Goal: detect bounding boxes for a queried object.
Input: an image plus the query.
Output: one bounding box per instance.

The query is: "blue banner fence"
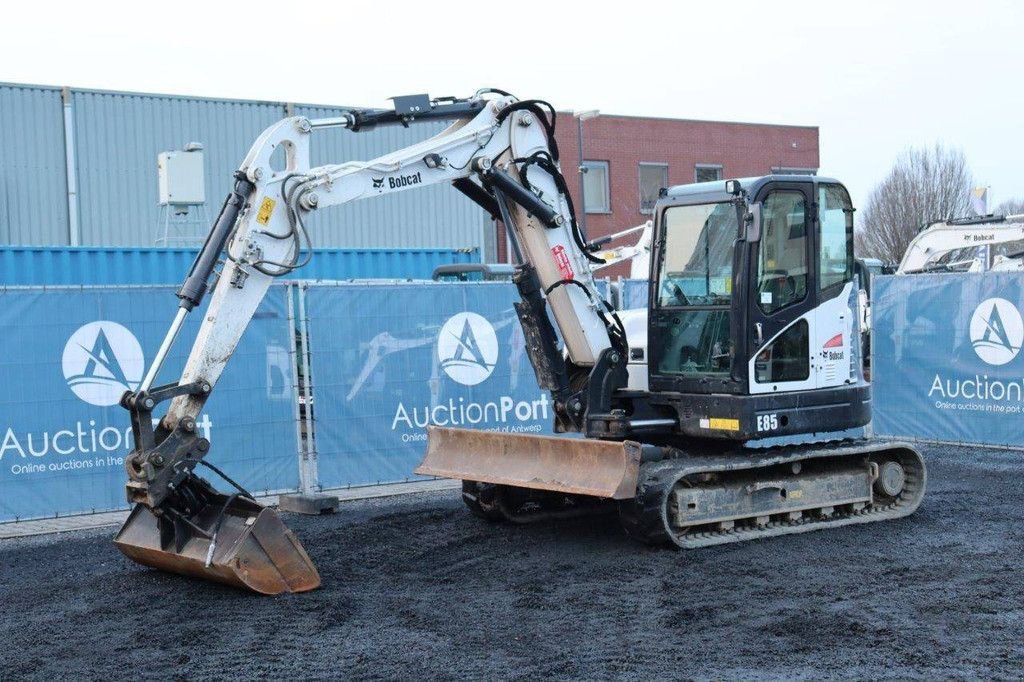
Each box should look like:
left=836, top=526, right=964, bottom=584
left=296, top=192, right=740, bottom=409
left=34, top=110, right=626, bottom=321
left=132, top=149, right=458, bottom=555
left=3, top=273, right=1018, bottom=523
left=872, top=272, right=1024, bottom=447
left=303, top=282, right=556, bottom=490
left=0, top=284, right=299, bottom=522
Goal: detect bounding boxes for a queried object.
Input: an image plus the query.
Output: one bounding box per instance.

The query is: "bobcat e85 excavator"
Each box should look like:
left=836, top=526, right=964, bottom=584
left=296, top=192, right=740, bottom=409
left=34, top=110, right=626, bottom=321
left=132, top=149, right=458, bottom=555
left=114, top=89, right=925, bottom=594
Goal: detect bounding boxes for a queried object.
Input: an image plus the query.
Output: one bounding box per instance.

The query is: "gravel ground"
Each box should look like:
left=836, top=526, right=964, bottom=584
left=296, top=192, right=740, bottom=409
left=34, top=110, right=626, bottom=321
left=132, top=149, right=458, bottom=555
left=1, top=443, right=1022, bottom=681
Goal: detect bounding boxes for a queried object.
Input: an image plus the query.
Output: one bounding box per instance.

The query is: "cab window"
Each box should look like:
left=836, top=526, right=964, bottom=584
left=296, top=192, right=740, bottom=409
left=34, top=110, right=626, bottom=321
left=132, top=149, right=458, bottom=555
left=656, top=202, right=736, bottom=307
left=754, top=320, right=810, bottom=383
left=818, top=184, right=854, bottom=291
left=756, top=191, right=807, bottom=313
left=652, top=201, right=737, bottom=377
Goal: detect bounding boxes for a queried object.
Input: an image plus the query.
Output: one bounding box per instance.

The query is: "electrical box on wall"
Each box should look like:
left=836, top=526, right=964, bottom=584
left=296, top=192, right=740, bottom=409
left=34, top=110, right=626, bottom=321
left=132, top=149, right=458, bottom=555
left=158, top=143, right=205, bottom=206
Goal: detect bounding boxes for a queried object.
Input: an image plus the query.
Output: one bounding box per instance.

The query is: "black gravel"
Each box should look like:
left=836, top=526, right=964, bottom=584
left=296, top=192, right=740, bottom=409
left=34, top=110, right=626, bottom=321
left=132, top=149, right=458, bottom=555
left=1, top=443, right=1022, bottom=680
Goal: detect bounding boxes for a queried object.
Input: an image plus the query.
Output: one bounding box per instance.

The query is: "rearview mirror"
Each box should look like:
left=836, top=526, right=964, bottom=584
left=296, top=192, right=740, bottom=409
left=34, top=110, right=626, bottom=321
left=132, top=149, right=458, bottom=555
left=745, top=204, right=761, bottom=242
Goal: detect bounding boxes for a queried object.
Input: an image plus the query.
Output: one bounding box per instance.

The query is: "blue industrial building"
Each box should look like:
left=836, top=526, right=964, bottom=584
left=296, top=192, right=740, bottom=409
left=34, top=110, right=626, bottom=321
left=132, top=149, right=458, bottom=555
left=0, top=82, right=487, bottom=283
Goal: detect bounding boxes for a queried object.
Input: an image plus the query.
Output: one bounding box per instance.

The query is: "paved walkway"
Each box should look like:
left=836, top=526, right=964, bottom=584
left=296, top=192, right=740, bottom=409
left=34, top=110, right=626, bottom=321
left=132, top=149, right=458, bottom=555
left=0, top=479, right=460, bottom=539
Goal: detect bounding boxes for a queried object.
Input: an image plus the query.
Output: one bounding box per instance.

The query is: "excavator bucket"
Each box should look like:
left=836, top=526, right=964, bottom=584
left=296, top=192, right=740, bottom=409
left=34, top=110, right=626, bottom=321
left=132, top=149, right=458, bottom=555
left=114, top=494, right=320, bottom=595
left=417, top=426, right=643, bottom=499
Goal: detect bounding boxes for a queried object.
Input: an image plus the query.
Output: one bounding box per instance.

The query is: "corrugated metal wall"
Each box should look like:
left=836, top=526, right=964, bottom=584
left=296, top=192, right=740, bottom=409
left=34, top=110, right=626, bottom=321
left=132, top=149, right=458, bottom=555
left=0, top=246, right=476, bottom=286
left=0, top=85, right=69, bottom=245
left=72, top=90, right=284, bottom=247
left=0, top=83, right=488, bottom=252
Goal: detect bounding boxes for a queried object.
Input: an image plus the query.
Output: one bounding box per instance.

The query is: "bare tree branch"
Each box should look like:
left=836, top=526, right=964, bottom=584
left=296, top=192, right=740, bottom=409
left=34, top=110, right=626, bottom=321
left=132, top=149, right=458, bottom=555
left=995, top=198, right=1024, bottom=216
left=855, top=144, right=973, bottom=263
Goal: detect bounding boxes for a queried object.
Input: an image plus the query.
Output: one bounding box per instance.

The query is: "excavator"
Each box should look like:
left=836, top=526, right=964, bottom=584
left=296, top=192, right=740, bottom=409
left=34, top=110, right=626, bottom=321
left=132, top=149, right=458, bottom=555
left=895, top=213, right=1024, bottom=274
left=114, top=89, right=926, bottom=594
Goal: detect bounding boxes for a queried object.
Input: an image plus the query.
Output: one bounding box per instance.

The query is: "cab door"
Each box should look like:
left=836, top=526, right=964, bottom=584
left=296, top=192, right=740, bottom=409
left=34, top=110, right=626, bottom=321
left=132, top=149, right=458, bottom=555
left=746, top=182, right=819, bottom=394
left=812, top=182, right=858, bottom=389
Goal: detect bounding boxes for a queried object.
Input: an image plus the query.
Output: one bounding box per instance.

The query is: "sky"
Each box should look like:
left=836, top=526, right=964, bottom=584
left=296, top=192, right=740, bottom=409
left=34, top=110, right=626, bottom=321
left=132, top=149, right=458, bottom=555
left=2, top=0, right=1021, bottom=213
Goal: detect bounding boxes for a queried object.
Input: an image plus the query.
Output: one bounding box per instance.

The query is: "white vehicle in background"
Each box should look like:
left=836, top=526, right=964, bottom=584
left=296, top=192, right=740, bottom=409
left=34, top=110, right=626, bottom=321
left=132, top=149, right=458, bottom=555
left=856, top=213, right=1024, bottom=376
left=587, top=221, right=653, bottom=279
left=896, top=213, right=1024, bottom=274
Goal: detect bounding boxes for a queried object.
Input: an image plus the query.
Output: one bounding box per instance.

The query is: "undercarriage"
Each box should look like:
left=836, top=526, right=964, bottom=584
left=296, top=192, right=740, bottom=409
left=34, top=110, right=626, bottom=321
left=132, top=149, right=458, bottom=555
left=429, top=430, right=926, bottom=549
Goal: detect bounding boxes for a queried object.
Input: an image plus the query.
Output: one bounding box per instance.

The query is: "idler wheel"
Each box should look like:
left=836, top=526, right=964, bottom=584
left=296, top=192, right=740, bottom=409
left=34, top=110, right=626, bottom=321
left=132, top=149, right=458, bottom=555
left=874, top=460, right=906, bottom=498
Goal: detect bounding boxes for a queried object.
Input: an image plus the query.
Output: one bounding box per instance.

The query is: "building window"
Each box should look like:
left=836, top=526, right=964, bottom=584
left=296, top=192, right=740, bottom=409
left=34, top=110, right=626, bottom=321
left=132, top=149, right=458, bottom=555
left=582, top=160, right=610, bottom=213
left=638, top=163, right=669, bottom=214
left=695, top=164, right=723, bottom=183
left=771, top=167, right=818, bottom=175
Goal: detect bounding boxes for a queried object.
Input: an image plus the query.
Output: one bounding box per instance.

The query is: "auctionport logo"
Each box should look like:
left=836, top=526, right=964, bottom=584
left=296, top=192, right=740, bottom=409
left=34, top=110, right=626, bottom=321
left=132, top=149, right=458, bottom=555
left=969, top=298, right=1023, bottom=366
left=437, top=312, right=498, bottom=386
left=62, top=322, right=144, bottom=407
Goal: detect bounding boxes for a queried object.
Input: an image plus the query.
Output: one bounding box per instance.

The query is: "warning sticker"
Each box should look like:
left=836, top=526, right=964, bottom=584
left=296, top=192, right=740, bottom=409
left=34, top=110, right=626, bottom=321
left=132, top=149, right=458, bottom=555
left=699, top=417, right=740, bottom=431
left=551, top=245, right=574, bottom=281
left=256, top=197, right=276, bottom=225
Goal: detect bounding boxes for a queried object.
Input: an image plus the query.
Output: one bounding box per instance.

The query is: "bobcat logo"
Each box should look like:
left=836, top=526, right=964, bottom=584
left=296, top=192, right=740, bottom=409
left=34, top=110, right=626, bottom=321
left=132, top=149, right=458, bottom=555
left=372, top=177, right=385, bottom=190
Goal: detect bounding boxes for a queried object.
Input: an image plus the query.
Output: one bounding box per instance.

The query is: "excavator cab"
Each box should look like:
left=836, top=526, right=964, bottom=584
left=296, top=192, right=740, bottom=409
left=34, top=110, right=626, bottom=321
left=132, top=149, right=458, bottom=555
left=423, top=173, right=923, bottom=548
left=644, top=176, right=869, bottom=442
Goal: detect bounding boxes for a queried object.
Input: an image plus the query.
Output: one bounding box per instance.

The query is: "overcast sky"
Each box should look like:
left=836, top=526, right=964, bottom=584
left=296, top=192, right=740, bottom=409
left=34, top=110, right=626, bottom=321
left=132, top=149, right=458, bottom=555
left=2, top=0, right=1021, bottom=212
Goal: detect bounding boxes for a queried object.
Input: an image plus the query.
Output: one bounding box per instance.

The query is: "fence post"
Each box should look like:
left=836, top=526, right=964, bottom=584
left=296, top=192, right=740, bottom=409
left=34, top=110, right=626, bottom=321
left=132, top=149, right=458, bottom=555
left=278, top=283, right=339, bottom=515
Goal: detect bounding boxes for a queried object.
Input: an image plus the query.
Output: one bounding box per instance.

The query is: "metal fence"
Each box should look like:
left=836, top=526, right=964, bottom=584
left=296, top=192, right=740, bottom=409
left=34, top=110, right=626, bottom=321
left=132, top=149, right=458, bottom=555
left=5, top=272, right=1014, bottom=524
left=0, top=284, right=298, bottom=522
left=0, top=280, right=565, bottom=522
left=872, top=272, right=1024, bottom=447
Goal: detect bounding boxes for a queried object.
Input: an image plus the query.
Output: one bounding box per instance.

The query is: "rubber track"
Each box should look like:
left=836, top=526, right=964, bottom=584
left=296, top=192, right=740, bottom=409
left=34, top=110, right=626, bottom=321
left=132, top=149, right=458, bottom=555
left=618, top=438, right=926, bottom=548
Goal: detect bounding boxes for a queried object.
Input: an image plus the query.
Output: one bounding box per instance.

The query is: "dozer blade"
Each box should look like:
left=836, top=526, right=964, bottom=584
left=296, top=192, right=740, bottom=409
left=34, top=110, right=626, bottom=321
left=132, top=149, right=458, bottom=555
left=417, top=426, right=643, bottom=499
left=114, top=496, right=320, bottom=595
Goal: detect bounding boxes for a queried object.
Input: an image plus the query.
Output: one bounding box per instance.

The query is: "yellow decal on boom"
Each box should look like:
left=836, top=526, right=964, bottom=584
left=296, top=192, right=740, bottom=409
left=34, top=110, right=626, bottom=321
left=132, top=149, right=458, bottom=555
left=708, top=418, right=740, bottom=431
left=256, top=197, right=276, bottom=225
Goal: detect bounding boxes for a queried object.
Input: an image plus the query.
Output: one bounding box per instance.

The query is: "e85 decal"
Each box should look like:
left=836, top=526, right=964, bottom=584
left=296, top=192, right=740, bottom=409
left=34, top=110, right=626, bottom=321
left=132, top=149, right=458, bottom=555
left=756, top=414, right=779, bottom=432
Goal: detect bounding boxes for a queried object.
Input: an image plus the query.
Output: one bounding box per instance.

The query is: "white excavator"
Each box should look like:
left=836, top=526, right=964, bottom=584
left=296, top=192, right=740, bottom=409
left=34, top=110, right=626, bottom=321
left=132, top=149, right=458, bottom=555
left=114, top=90, right=925, bottom=594
left=896, top=213, right=1024, bottom=274
left=854, top=214, right=1024, bottom=357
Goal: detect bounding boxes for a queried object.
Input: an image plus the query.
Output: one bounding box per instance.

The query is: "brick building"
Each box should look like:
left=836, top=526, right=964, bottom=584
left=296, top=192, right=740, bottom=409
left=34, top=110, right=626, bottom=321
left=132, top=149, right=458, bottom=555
left=495, top=112, right=820, bottom=277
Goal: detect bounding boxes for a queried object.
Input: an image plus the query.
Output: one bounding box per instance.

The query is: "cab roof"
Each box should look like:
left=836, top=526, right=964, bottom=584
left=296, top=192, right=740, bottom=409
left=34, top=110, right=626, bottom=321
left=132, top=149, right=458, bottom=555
left=660, top=174, right=842, bottom=205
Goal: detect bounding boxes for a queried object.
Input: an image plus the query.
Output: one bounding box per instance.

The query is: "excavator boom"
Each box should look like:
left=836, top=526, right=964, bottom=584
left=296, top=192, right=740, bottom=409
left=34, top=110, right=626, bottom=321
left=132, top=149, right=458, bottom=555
left=115, top=90, right=625, bottom=593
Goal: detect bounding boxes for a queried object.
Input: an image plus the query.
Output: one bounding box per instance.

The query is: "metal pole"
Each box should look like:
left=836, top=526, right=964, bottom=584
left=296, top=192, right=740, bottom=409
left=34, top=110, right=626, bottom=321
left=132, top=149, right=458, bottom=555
left=61, top=87, right=80, bottom=247
left=286, top=284, right=313, bottom=496
left=576, top=115, right=588, bottom=235
left=297, top=283, right=320, bottom=493
left=139, top=307, right=189, bottom=392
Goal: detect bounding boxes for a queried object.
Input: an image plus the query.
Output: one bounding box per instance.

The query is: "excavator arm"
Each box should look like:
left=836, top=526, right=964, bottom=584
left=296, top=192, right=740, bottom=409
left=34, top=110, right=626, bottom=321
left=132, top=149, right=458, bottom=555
left=115, top=90, right=626, bottom=593
left=587, top=221, right=653, bottom=279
